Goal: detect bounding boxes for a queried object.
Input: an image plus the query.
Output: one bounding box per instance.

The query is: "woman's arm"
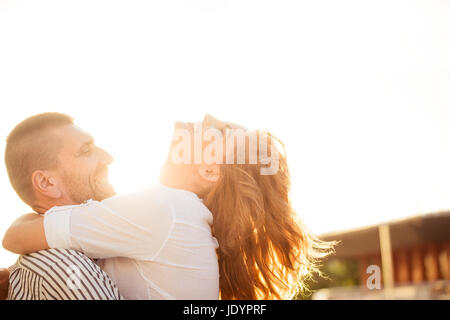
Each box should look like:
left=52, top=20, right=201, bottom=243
left=2, top=213, right=48, bottom=254
left=0, top=268, right=10, bottom=300
left=4, top=188, right=173, bottom=260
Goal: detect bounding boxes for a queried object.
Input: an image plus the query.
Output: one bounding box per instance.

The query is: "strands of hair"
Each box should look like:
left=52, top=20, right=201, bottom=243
left=202, top=132, right=335, bottom=300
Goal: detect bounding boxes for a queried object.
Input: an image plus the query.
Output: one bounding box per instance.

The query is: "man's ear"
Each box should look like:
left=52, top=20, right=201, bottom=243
left=198, top=165, right=221, bottom=183
left=31, top=170, right=62, bottom=199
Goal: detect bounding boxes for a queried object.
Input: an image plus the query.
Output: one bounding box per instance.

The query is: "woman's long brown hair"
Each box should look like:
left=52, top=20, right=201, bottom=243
left=202, top=131, right=334, bottom=300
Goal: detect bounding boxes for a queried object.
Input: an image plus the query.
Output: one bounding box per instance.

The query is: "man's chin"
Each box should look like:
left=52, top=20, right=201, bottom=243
left=93, top=184, right=116, bottom=201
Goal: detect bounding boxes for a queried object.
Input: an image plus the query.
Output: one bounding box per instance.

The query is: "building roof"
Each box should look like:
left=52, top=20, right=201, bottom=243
left=319, top=211, right=450, bottom=259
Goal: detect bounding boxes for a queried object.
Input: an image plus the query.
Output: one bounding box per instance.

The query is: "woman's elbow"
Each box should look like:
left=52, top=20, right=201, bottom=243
left=2, top=228, right=26, bottom=254
left=2, top=214, right=47, bottom=254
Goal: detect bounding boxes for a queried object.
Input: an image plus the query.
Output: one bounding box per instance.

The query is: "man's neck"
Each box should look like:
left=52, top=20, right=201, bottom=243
left=31, top=205, right=48, bottom=215
left=32, top=199, right=78, bottom=215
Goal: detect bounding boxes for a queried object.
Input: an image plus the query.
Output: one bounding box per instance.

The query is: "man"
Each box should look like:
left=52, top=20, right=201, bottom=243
left=1, top=112, right=122, bottom=299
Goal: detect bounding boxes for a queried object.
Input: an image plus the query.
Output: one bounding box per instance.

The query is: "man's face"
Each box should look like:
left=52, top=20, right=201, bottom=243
left=53, top=124, right=116, bottom=204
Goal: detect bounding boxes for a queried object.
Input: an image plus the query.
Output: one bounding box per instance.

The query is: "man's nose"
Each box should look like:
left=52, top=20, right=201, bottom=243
left=98, top=147, right=114, bottom=165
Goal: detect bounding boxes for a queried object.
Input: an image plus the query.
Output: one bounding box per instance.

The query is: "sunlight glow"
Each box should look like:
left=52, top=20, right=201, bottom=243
left=1, top=0, right=449, bottom=267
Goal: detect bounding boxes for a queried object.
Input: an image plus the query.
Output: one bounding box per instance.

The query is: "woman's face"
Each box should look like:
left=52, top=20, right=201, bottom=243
left=166, top=114, right=245, bottom=166
left=159, top=115, right=238, bottom=195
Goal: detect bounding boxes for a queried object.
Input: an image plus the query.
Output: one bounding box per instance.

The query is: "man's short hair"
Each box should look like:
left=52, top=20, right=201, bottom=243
left=4, top=112, right=74, bottom=206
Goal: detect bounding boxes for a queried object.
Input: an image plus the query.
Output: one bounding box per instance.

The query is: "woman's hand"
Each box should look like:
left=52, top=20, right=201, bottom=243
left=0, top=268, right=9, bottom=300
left=203, top=114, right=247, bottom=132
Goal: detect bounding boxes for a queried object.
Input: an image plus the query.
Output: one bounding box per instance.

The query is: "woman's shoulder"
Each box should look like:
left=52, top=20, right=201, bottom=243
left=99, top=183, right=211, bottom=226
left=96, top=184, right=176, bottom=227
left=157, top=184, right=213, bottom=225
left=157, top=183, right=200, bottom=204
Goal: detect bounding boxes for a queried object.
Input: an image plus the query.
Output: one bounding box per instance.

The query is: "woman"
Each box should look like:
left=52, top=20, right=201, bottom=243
left=3, top=115, right=333, bottom=300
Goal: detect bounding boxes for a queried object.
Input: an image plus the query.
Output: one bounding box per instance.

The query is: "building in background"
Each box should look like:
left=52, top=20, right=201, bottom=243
left=311, top=211, right=450, bottom=300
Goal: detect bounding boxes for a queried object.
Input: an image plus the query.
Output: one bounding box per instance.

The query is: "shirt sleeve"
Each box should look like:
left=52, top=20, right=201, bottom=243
left=43, top=187, right=174, bottom=260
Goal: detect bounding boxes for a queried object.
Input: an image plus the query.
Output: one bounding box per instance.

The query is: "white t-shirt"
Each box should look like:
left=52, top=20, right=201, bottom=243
left=43, top=183, right=220, bottom=300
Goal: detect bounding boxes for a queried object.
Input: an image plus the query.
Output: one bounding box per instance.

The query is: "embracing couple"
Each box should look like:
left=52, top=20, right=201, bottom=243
left=0, top=112, right=332, bottom=300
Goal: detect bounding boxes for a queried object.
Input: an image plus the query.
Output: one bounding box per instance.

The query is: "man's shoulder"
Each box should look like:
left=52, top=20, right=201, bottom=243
left=10, top=249, right=123, bottom=300
left=16, top=248, right=97, bottom=277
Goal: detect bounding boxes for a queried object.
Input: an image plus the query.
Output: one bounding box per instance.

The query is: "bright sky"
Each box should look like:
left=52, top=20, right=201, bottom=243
left=0, top=0, right=449, bottom=267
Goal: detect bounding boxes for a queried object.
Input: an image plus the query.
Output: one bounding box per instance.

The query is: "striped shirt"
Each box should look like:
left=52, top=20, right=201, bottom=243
left=7, top=248, right=122, bottom=300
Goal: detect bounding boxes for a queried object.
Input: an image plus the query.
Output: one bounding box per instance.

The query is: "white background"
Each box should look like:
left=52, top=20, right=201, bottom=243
left=0, top=0, right=449, bottom=267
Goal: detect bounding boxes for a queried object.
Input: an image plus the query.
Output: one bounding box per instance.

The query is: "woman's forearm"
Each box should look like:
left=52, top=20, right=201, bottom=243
left=2, top=213, right=48, bottom=254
